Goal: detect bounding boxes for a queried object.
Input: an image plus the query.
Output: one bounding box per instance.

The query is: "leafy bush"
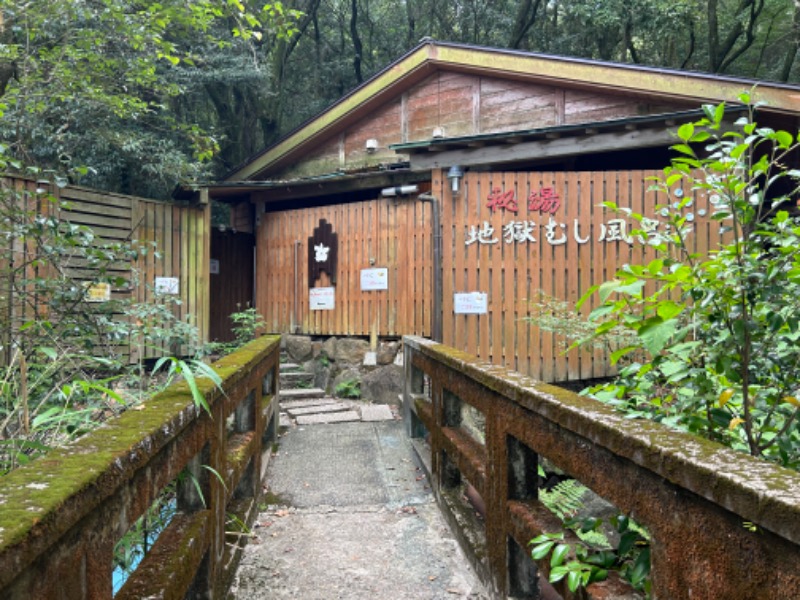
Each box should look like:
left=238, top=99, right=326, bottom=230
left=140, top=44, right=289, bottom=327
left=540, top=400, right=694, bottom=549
left=0, top=177, right=219, bottom=474
left=579, top=95, right=800, bottom=468
left=208, top=304, right=266, bottom=356
left=335, top=378, right=361, bottom=399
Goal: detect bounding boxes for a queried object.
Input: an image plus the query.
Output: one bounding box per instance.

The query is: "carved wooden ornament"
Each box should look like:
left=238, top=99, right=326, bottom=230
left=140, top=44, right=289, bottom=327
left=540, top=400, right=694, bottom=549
left=308, top=218, right=338, bottom=287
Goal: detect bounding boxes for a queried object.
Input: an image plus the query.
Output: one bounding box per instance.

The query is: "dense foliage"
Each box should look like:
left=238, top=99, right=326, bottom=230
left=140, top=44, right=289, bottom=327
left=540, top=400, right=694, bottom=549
left=581, top=97, right=800, bottom=469
left=1, top=1, right=798, bottom=197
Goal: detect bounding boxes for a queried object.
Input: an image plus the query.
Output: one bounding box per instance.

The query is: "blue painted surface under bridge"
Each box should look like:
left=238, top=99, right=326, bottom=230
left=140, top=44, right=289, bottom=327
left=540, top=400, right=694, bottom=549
left=229, top=418, right=490, bottom=599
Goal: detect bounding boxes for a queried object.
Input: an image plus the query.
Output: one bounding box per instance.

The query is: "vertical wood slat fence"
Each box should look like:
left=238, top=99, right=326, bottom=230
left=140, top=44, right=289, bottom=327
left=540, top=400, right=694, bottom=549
left=257, top=197, right=432, bottom=338
left=0, top=176, right=210, bottom=364
left=436, top=169, right=719, bottom=383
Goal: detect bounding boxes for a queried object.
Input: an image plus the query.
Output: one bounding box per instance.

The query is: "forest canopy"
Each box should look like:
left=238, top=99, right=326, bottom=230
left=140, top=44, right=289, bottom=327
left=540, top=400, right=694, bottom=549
left=0, top=0, right=798, bottom=198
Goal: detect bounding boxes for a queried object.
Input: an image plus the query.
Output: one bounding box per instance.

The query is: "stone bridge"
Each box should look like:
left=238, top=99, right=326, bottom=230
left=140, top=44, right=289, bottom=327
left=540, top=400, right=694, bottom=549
left=1, top=336, right=799, bottom=599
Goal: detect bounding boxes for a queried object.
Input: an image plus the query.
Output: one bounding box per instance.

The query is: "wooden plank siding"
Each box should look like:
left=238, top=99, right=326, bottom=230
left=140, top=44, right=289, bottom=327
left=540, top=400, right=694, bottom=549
left=436, top=169, right=719, bottom=383
left=130, top=196, right=210, bottom=361
left=257, top=198, right=431, bottom=338
left=271, top=71, right=688, bottom=181
left=0, top=176, right=210, bottom=364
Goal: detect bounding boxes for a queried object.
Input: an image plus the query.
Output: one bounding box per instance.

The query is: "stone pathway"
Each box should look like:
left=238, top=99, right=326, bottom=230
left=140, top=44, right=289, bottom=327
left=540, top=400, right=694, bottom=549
left=280, top=397, right=395, bottom=426
left=229, top=420, right=490, bottom=599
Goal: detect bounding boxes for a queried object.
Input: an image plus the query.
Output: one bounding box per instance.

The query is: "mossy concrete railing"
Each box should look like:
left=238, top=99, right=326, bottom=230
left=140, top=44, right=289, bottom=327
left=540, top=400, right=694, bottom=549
left=0, top=335, right=281, bottom=599
left=403, top=336, right=800, bottom=599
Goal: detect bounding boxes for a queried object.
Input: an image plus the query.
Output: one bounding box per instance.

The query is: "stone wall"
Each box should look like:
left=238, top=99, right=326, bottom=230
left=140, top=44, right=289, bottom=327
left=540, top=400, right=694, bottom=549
left=283, top=335, right=404, bottom=405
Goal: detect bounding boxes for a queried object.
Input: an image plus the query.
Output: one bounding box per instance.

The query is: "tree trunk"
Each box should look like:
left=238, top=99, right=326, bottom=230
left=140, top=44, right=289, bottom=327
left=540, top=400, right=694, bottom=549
left=351, top=0, right=363, bottom=84
left=779, top=1, right=800, bottom=81
left=508, top=0, right=543, bottom=49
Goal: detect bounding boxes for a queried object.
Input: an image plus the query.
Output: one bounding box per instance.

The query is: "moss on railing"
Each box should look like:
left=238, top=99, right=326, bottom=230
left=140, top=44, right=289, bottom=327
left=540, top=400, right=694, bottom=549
left=403, top=334, right=800, bottom=599
left=0, top=334, right=281, bottom=598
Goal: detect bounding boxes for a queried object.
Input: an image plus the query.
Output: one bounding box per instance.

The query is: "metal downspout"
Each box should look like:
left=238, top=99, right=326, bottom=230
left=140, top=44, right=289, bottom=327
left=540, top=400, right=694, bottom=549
left=292, top=240, right=300, bottom=333
left=417, top=193, right=442, bottom=342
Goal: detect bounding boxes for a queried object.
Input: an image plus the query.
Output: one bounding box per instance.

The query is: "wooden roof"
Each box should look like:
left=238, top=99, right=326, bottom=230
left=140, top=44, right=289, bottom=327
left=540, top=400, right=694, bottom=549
left=224, top=40, right=800, bottom=183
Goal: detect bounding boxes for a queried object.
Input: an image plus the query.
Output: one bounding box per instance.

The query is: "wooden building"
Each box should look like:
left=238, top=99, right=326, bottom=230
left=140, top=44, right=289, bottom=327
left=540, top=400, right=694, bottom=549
left=192, top=40, right=800, bottom=383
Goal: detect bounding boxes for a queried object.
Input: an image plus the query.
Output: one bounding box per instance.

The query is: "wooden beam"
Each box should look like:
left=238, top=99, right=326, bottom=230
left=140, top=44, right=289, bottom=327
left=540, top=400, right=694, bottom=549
left=249, top=170, right=430, bottom=203
left=406, top=127, right=677, bottom=170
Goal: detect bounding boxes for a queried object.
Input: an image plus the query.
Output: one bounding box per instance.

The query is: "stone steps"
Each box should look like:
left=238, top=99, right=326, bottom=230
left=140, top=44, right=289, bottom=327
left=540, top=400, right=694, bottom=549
left=279, top=387, right=327, bottom=401
left=280, top=370, right=316, bottom=389
left=277, top=347, right=396, bottom=426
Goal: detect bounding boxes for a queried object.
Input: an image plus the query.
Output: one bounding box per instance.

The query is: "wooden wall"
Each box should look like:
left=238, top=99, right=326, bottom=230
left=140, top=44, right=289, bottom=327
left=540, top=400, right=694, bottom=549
left=273, top=71, right=687, bottom=181
left=209, top=230, right=255, bottom=342
left=0, top=176, right=210, bottom=364
left=257, top=197, right=432, bottom=338
left=130, top=195, right=210, bottom=360
left=435, top=169, right=718, bottom=383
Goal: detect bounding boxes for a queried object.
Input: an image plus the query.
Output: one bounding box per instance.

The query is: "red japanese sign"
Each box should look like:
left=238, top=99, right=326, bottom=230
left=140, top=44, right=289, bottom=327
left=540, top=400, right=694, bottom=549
left=486, top=186, right=561, bottom=215
left=528, top=187, right=560, bottom=214
left=486, top=188, right=518, bottom=213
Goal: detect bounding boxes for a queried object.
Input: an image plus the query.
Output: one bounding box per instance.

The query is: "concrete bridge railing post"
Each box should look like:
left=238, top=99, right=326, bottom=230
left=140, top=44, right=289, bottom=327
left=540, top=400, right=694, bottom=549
left=402, top=335, right=800, bottom=600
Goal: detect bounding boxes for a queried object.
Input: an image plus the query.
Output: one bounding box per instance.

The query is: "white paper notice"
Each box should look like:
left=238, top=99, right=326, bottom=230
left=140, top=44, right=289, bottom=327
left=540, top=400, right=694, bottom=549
left=360, top=268, right=388, bottom=291
left=453, top=292, right=488, bottom=314
left=310, top=287, right=335, bottom=310
left=155, top=277, right=179, bottom=295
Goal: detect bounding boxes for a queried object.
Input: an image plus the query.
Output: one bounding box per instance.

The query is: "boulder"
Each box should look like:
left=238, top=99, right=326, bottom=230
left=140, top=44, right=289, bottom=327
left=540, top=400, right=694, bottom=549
left=376, top=341, right=400, bottom=365
left=285, top=335, right=313, bottom=363
left=361, top=364, right=404, bottom=405
left=334, top=338, right=370, bottom=364
left=321, top=336, right=337, bottom=359
left=304, top=358, right=332, bottom=393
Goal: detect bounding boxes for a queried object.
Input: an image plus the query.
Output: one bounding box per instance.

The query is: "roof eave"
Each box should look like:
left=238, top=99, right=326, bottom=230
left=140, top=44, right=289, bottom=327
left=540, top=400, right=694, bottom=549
left=225, top=40, right=800, bottom=183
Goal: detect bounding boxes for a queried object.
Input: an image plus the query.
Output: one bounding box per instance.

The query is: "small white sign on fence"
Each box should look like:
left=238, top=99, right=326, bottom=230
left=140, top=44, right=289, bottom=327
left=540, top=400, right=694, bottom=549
left=454, top=292, right=488, bottom=315
left=310, top=287, right=335, bottom=310
left=155, top=277, right=180, bottom=295
left=360, top=268, right=388, bottom=291
left=209, top=259, right=220, bottom=274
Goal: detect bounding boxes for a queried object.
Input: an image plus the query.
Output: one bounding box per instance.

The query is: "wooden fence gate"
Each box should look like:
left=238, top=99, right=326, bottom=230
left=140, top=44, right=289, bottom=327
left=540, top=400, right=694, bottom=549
left=0, top=176, right=210, bottom=364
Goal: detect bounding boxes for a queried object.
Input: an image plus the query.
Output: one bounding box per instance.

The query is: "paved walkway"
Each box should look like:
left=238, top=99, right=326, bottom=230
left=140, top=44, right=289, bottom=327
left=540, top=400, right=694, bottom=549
left=230, top=419, right=490, bottom=599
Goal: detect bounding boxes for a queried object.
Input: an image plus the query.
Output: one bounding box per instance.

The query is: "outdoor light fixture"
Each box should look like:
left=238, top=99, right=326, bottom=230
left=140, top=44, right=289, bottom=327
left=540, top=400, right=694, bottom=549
left=365, top=138, right=379, bottom=153
left=447, top=165, right=464, bottom=194
left=432, top=126, right=445, bottom=139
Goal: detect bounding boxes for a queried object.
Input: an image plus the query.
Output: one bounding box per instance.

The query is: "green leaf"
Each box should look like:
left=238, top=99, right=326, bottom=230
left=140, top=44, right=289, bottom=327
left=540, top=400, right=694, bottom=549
left=773, top=130, right=793, bottom=149
left=551, top=543, right=570, bottom=567
left=656, top=301, right=683, bottom=321
left=638, top=319, right=677, bottom=355
left=672, top=144, right=694, bottom=156
left=531, top=541, right=555, bottom=560
left=677, top=123, right=695, bottom=141
left=38, top=347, right=58, bottom=360
left=610, top=346, right=637, bottom=365
left=598, top=280, right=622, bottom=303
left=618, top=530, right=639, bottom=556
left=615, top=279, right=646, bottom=297
left=567, top=570, right=582, bottom=593
left=713, top=102, right=726, bottom=126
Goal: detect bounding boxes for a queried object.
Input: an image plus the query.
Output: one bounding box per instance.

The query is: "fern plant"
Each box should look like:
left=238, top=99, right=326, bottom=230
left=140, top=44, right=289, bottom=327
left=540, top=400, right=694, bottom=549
left=532, top=472, right=651, bottom=594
